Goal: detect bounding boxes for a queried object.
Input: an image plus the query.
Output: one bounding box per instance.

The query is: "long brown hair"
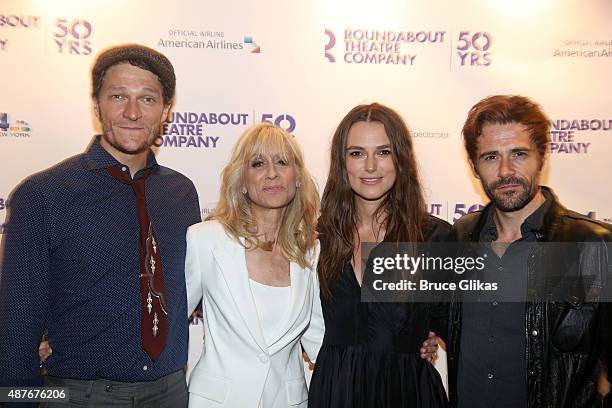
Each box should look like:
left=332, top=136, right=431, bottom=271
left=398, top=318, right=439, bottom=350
left=318, top=103, right=426, bottom=298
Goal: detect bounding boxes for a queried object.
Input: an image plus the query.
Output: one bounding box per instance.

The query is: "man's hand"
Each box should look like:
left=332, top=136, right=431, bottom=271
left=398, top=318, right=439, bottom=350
left=303, top=352, right=315, bottom=371
left=420, top=331, right=439, bottom=363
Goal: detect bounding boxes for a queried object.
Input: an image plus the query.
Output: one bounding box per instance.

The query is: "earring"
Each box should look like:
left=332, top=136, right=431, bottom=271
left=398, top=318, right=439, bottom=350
left=296, top=181, right=302, bottom=188
left=241, top=187, right=247, bottom=194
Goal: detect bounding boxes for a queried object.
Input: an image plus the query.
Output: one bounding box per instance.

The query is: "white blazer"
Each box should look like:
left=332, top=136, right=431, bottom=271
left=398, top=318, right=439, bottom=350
left=185, top=220, right=324, bottom=408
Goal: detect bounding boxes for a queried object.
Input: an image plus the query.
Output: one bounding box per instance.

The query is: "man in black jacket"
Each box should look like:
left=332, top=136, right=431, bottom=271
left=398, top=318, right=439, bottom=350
left=448, top=95, right=612, bottom=408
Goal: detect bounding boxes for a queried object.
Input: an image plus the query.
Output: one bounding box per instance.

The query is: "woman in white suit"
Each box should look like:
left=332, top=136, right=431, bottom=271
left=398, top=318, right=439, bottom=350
left=185, top=123, right=324, bottom=407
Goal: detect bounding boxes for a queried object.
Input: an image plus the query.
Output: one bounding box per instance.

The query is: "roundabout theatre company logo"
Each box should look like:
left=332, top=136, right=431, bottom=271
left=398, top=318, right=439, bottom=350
left=549, top=118, right=611, bottom=154
left=324, top=28, right=446, bottom=65
left=0, top=14, right=41, bottom=52
left=324, top=28, right=492, bottom=67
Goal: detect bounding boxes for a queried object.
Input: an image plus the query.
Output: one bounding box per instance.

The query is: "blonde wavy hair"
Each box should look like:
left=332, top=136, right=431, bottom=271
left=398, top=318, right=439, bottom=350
left=208, top=123, right=319, bottom=269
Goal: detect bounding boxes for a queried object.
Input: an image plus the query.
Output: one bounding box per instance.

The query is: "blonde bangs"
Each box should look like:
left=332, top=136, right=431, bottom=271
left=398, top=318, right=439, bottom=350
left=238, top=125, right=300, bottom=168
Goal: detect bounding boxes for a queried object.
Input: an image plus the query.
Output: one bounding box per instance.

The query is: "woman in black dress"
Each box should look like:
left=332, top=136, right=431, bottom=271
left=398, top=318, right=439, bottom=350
left=308, top=103, right=450, bottom=408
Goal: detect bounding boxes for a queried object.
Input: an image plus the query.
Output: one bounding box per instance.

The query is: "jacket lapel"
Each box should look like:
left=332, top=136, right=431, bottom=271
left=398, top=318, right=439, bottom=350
left=266, top=262, right=310, bottom=352
left=212, top=238, right=267, bottom=352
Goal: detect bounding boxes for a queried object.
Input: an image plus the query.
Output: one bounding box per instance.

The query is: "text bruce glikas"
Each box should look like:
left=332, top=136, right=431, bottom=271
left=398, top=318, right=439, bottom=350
left=370, top=253, right=498, bottom=292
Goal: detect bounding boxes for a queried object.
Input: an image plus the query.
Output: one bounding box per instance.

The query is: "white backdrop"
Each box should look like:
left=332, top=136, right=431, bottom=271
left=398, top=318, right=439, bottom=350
left=2, top=0, right=611, bottom=387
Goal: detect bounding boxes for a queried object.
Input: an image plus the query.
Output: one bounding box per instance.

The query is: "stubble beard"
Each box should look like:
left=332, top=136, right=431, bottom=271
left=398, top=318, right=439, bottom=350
left=483, top=175, right=538, bottom=212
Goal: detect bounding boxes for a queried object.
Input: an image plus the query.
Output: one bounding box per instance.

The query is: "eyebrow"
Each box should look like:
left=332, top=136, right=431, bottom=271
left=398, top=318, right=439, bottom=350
left=478, top=147, right=531, bottom=159
left=106, top=85, right=162, bottom=95
left=250, top=153, right=291, bottom=161
left=346, top=144, right=391, bottom=150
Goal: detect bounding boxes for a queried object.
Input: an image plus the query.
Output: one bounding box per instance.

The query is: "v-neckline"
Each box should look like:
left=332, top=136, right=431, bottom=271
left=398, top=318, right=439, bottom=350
left=347, top=261, right=362, bottom=289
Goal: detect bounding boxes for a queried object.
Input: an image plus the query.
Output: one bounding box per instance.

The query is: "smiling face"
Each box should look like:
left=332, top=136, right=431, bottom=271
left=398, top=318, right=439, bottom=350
left=473, top=122, right=543, bottom=212
left=244, top=150, right=298, bottom=212
left=93, top=63, right=170, bottom=162
left=345, top=121, right=397, bottom=204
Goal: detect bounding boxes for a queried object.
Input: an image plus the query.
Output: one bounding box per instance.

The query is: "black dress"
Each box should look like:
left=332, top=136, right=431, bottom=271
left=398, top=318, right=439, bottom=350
left=308, top=216, right=450, bottom=408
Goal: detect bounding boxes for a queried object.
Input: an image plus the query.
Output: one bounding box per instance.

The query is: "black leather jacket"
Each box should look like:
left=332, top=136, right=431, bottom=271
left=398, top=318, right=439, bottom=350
left=447, top=187, right=612, bottom=408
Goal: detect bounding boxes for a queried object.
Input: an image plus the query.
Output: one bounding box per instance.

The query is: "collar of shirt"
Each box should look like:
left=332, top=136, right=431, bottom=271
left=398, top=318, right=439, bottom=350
left=480, top=187, right=553, bottom=242
left=81, top=135, right=159, bottom=175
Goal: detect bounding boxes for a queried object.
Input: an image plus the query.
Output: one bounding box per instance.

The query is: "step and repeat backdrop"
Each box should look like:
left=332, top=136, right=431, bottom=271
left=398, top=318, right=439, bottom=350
left=1, top=0, right=611, bottom=385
